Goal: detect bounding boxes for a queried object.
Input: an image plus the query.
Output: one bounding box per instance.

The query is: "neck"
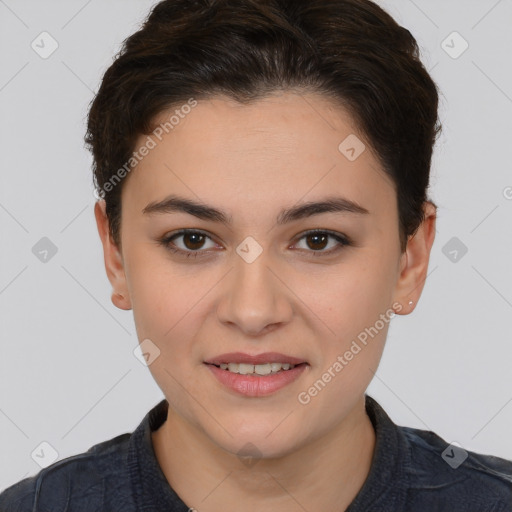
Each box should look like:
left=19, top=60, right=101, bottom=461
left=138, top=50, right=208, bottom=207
left=152, top=395, right=376, bottom=512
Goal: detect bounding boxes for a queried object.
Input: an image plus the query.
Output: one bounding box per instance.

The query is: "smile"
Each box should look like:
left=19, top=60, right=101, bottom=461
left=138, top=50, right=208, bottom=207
left=204, top=361, right=309, bottom=397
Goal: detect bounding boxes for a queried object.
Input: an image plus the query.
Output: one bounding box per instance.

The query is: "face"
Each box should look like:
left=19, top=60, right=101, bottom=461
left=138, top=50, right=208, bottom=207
left=95, top=91, right=435, bottom=459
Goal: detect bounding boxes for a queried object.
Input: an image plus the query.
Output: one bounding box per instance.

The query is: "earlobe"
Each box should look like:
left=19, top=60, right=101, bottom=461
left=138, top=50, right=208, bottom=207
left=392, top=202, right=437, bottom=315
left=111, top=291, right=132, bottom=311
left=94, top=200, right=132, bottom=311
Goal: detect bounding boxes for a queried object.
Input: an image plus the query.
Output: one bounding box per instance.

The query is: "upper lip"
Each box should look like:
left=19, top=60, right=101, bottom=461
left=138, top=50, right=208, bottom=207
left=204, top=352, right=308, bottom=366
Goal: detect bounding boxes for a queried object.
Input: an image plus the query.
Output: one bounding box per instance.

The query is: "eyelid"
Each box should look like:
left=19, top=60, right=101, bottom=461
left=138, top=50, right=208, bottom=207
left=291, top=229, right=351, bottom=257
left=162, top=229, right=221, bottom=255
left=159, top=228, right=351, bottom=258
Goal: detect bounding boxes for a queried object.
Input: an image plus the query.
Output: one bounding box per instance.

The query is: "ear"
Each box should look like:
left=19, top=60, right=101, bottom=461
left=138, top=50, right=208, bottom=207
left=94, top=200, right=132, bottom=311
left=392, top=201, right=437, bottom=314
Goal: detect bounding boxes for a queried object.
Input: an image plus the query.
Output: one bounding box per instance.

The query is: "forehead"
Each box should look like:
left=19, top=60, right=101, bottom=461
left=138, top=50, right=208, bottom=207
left=122, top=92, right=396, bottom=221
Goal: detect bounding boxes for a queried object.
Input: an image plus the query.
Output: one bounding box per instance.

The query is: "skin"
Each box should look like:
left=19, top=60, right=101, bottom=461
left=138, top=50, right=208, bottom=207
left=95, top=91, right=436, bottom=511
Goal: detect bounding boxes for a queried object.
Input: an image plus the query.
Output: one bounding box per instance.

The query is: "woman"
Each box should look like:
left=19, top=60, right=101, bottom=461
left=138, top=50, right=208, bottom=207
left=1, top=0, right=511, bottom=510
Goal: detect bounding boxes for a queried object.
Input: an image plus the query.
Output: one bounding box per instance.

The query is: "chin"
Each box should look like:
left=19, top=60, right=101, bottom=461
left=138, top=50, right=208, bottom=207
left=221, top=436, right=297, bottom=462
left=203, top=417, right=305, bottom=461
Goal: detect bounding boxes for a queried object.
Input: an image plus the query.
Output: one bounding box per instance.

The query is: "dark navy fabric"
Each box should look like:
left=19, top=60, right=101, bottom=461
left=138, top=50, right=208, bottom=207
left=1, top=394, right=511, bottom=511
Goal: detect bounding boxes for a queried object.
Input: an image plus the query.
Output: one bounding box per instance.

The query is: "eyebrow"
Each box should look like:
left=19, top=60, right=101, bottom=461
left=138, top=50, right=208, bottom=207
left=142, top=194, right=370, bottom=225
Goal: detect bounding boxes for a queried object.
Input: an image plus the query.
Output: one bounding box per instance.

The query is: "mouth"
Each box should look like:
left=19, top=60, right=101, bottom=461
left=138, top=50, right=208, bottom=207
left=204, top=351, right=309, bottom=375
left=206, top=361, right=308, bottom=376
left=203, top=352, right=309, bottom=396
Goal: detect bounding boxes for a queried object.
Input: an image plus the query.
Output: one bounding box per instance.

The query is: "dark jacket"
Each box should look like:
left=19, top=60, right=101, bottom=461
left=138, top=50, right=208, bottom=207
left=1, top=394, right=511, bottom=511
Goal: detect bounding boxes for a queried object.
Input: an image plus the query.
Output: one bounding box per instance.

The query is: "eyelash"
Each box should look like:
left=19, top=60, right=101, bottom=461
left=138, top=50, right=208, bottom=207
left=158, top=229, right=352, bottom=259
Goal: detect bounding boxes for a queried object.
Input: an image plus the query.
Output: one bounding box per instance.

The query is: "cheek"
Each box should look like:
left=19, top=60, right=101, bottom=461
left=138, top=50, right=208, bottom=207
left=132, top=282, right=200, bottom=350
left=126, top=251, right=224, bottom=375
left=128, top=260, right=205, bottom=402
left=293, top=254, right=396, bottom=396
left=294, top=258, right=394, bottom=338
left=125, top=247, right=198, bottom=344
left=297, top=269, right=393, bottom=411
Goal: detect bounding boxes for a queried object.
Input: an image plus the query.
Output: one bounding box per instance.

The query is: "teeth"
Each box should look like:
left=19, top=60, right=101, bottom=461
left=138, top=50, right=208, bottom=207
left=238, top=363, right=254, bottom=375
left=217, top=362, right=297, bottom=374
left=254, top=363, right=271, bottom=375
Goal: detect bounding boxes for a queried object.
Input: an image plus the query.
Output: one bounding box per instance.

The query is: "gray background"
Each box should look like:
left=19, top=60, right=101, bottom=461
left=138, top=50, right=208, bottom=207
left=1, top=0, right=511, bottom=491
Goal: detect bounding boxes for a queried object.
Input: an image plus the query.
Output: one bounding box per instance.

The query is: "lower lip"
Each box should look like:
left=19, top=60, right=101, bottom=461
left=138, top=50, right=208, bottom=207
left=204, top=363, right=308, bottom=397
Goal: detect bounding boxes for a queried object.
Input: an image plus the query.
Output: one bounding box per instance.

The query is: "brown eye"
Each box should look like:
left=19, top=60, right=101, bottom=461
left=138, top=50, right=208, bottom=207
left=294, top=230, right=351, bottom=256
left=159, top=229, right=218, bottom=258
left=159, top=228, right=351, bottom=260
left=181, top=232, right=207, bottom=250
left=305, top=232, right=329, bottom=251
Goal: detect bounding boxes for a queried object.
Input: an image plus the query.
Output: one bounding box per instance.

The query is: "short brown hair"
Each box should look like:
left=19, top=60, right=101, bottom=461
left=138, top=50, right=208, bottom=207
left=85, top=0, right=441, bottom=252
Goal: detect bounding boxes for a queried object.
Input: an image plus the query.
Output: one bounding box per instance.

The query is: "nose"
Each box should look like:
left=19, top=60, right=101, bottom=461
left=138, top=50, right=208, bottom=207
left=216, top=244, right=293, bottom=336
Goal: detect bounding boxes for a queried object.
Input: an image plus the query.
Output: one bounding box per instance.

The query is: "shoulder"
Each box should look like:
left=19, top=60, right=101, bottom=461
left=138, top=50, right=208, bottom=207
left=0, top=432, right=135, bottom=512
left=401, top=425, right=512, bottom=511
